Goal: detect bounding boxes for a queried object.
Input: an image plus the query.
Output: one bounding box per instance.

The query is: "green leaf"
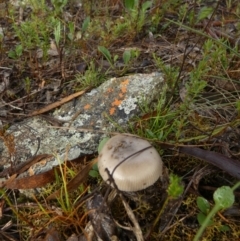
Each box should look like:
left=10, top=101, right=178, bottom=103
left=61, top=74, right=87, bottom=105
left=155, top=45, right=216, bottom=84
left=158, top=130, right=163, bottom=140
left=15, top=44, right=23, bottom=57
left=197, top=212, right=213, bottom=226
left=197, top=196, right=210, bottom=214
left=113, top=54, right=119, bottom=62
left=51, top=0, right=67, bottom=12
left=8, top=50, right=16, bottom=59
left=98, top=46, right=113, bottom=64
left=236, top=100, right=240, bottom=115
left=92, top=163, right=98, bottom=171
left=68, top=22, right=75, bottom=40
left=146, top=129, right=155, bottom=138
left=54, top=20, right=61, bottom=46
left=213, top=186, right=235, bottom=209
left=8, top=44, right=23, bottom=59
left=98, top=137, right=110, bottom=154
left=82, top=16, right=90, bottom=33
left=123, top=50, right=131, bottom=64
left=219, top=225, right=230, bottom=232
left=89, top=170, right=99, bottom=178
left=141, top=1, right=152, bottom=12
left=124, top=0, right=135, bottom=10
left=197, top=7, right=213, bottom=22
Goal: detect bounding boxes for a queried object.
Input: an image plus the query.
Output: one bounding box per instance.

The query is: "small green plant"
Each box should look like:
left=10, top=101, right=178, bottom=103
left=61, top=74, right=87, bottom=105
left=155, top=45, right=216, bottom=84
left=67, top=21, right=75, bottom=41
left=81, top=16, right=91, bottom=35
left=124, top=0, right=135, bottom=11
left=194, top=182, right=240, bottom=241
left=23, top=0, right=47, bottom=13
left=123, top=48, right=140, bottom=66
left=10, top=14, right=50, bottom=60
left=8, top=44, right=23, bottom=59
left=51, top=0, right=68, bottom=14
left=98, top=45, right=118, bottom=69
left=75, top=61, right=105, bottom=88
left=107, top=0, right=154, bottom=40
left=98, top=45, right=139, bottom=73
left=8, top=0, right=79, bottom=63
left=167, top=174, right=184, bottom=198
left=196, top=196, right=214, bottom=227
left=98, top=137, right=110, bottom=154
left=89, top=137, right=110, bottom=178
left=124, top=0, right=152, bottom=33
left=53, top=19, right=62, bottom=47
left=24, top=77, right=31, bottom=94
left=196, top=6, right=214, bottom=24
left=89, top=163, right=99, bottom=178
left=122, top=49, right=131, bottom=65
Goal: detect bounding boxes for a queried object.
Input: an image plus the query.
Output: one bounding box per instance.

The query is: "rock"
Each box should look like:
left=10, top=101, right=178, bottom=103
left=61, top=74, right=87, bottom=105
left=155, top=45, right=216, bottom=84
left=0, top=73, right=164, bottom=175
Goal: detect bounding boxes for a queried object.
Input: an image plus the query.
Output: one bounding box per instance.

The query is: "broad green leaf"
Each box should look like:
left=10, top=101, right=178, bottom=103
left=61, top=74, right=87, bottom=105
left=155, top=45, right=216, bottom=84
left=92, top=163, right=99, bottom=171
left=219, top=225, right=230, bottom=232
left=197, top=196, right=210, bottom=214
left=124, top=0, right=135, bottom=10
left=146, top=129, right=155, bottom=138
left=98, top=137, right=110, bottom=154
left=141, top=1, right=152, bottom=12
left=54, top=20, right=61, bottom=46
left=123, top=50, right=131, bottom=64
left=158, top=130, right=163, bottom=140
left=98, top=46, right=112, bottom=64
left=8, top=44, right=23, bottom=59
left=89, top=170, right=99, bottom=178
left=197, top=7, right=213, bottom=22
left=213, top=186, right=234, bottom=209
left=15, top=44, right=23, bottom=57
left=68, top=22, right=74, bottom=40
left=8, top=50, right=17, bottom=59
left=197, top=212, right=213, bottom=226
left=113, top=54, right=119, bottom=62
left=82, top=16, right=90, bottom=33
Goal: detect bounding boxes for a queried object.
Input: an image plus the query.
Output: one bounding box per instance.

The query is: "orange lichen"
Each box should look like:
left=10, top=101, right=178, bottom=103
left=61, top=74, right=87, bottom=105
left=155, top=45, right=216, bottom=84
left=106, top=87, right=113, bottom=93
left=120, top=79, right=129, bottom=93
left=110, top=107, right=116, bottom=115
left=107, top=79, right=129, bottom=115
left=84, top=104, right=91, bottom=110
left=28, top=159, right=48, bottom=176
left=112, top=98, right=122, bottom=107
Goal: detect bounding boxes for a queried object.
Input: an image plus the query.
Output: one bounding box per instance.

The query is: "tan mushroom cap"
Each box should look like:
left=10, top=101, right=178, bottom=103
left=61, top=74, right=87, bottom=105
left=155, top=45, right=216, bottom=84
left=98, top=134, right=163, bottom=192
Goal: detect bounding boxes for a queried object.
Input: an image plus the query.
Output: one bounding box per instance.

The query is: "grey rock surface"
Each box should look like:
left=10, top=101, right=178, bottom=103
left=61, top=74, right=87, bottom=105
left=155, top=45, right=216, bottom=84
left=0, top=72, right=164, bottom=175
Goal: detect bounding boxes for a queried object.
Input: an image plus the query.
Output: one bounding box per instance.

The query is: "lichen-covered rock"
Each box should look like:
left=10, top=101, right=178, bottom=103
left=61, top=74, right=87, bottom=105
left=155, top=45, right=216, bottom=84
left=0, top=73, right=164, bottom=174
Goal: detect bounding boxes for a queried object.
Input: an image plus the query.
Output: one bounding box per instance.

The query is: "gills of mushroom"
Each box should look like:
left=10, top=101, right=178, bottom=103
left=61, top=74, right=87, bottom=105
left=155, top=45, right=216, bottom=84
left=98, top=134, right=163, bottom=192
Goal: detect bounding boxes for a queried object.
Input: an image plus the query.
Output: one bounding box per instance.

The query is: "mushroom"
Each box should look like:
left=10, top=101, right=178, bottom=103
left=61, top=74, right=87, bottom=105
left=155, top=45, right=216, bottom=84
left=98, top=134, right=163, bottom=192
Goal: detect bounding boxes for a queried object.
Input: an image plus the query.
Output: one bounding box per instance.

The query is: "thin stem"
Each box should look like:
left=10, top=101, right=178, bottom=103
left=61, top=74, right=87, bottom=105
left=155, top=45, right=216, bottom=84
left=145, top=195, right=170, bottom=239
left=231, top=181, right=240, bottom=191
left=193, top=204, right=220, bottom=241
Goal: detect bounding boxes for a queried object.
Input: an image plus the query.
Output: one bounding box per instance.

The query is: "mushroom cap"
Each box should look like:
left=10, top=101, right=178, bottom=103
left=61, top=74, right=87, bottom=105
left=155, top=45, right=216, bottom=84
left=98, top=134, right=163, bottom=192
